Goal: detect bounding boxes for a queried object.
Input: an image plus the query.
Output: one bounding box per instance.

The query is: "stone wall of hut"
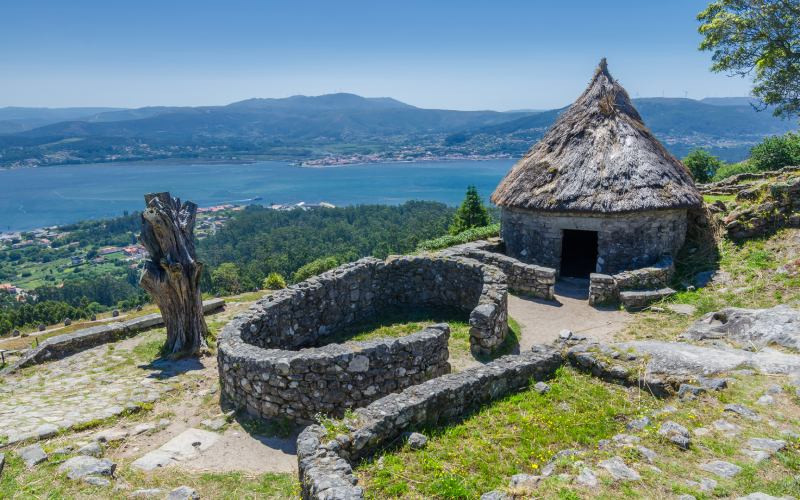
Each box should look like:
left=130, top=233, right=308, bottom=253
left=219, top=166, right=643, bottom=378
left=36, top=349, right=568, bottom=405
left=500, top=208, right=688, bottom=274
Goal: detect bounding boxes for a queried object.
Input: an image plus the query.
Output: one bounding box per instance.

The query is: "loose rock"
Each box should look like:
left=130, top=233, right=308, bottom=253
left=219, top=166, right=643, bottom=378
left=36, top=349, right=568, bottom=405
left=599, top=456, right=640, bottom=481
left=509, top=473, right=540, bottom=488
left=699, top=460, right=741, bottom=478
left=626, top=416, right=651, bottom=432
left=636, top=445, right=657, bottom=463
left=83, top=475, right=111, bottom=487
left=724, top=404, right=761, bottom=421
left=166, top=486, right=200, bottom=500
left=659, top=421, right=691, bottom=449
left=575, top=467, right=598, bottom=487
left=712, top=419, right=741, bottom=436
left=533, top=381, right=550, bottom=394
left=480, top=491, right=509, bottom=500
left=407, top=432, right=428, bottom=450
left=130, top=489, right=165, bottom=498
left=19, top=444, right=47, bottom=468
left=58, top=456, right=116, bottom=480
left=747, top=437, right=786, bottom=453
left=77, top=441, right=104, bottom=457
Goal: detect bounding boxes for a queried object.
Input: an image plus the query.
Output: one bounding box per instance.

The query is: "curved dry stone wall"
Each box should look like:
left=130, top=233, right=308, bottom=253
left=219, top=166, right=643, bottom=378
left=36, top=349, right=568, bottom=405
left=218, top=255, right=508, bottom=423
left=441, top=240, right=556, bottom=300
left=296, top=346, right=563, bottom=500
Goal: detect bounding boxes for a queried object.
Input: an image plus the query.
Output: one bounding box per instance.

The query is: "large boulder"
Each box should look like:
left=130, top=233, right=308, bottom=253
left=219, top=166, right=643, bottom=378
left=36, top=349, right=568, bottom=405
left=682, top=306, right=800, bottom=351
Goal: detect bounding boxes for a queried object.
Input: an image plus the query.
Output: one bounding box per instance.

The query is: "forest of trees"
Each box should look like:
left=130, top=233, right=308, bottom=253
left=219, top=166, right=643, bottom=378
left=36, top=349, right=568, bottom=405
left=199, top=201, right=455, bottom=294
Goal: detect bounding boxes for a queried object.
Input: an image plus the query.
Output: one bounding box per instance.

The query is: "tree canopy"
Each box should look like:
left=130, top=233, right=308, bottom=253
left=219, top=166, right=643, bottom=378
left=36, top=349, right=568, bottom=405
left=698, top=0, right=800, bottom=119
left=450, top=186, right=490, bottom=235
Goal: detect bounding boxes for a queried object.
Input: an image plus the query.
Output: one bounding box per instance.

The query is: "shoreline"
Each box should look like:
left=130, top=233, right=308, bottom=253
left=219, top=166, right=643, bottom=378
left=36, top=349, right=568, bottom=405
left=1, top=154, right=516, bottom=171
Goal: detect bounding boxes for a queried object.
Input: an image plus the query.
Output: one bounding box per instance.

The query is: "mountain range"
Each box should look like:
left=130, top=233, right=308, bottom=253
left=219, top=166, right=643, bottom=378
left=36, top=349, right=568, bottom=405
left=0, top=93, right=796, bottom=168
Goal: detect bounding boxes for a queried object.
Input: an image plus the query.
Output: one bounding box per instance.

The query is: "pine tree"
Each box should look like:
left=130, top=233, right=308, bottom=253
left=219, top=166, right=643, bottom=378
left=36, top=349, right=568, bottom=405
left=449, top=185, right=490, bottom=235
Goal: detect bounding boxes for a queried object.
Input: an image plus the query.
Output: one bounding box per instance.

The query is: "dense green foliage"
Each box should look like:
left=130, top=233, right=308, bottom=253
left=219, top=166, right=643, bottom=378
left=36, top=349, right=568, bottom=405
left=291, top=257, right=342, bottom=283
left=199, top=202, right=453, bottom=293
left=449, top=186, right=490, bottom=235
left=262, top=272, right=287, bottom=290
left=417, top=224, right=500, bottom=252
left=698, top=0, right=800, bottom=120
left=749, top=132, right=800, bottom=171
left=683, top=149, right=725, bottom=183
left=711, top=161, right=760, bottom=181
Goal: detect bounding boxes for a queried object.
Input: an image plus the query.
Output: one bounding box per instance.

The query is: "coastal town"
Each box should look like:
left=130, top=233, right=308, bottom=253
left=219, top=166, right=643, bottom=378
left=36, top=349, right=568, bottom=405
left=0, top=200, right=337, bottom=300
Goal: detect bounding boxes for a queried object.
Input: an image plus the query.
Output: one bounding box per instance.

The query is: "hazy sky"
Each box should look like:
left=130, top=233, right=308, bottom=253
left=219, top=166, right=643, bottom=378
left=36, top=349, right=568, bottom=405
left=1, top=0, right=753, bottom=110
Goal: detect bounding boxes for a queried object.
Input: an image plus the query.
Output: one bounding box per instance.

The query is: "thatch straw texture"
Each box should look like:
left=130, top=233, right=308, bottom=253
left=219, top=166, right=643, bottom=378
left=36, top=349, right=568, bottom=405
left=492, top=59, right=702, bottom=213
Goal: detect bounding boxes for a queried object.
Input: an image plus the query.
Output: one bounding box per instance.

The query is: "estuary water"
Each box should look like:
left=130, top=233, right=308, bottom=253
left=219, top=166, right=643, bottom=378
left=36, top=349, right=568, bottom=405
left=0, top=159, right=514, bottom=231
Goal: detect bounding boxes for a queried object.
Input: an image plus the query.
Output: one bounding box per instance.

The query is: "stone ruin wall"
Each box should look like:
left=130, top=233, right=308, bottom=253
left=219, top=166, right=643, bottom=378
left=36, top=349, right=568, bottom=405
left=297, top=346, right=564, bottom=499
left=500, top=208, right=688, bottom=274
left=217, top=255, right=508, bottom=423
left=440, top=240, right=556, bottom=300
left=588, top=256, right=675, bottom=306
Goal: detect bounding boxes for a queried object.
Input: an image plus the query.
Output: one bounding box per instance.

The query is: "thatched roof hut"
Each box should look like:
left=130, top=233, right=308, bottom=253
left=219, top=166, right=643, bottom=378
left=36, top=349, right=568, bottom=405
left=492, top=58, right=701, bottom=213
left=491, top=60, right=701, bottom=278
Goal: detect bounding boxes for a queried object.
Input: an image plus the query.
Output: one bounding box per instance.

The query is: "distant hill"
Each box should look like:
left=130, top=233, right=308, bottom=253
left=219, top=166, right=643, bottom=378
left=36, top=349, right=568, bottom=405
left=0, top=94, right=796, bottom=167
left=700, top=97, right=761, bottom=107
left=0, top=106, right=124, bottom=134
left=459, top=97, right=797, bottom=161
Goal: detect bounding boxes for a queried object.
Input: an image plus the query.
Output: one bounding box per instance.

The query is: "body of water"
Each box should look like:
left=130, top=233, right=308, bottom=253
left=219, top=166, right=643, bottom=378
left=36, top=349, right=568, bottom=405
left=0, top=160, right=515, bottom=231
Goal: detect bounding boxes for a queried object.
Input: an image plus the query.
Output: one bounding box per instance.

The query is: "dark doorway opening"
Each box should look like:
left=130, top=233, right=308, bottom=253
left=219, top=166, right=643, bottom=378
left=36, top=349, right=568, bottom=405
left=560, top=230, right=598, bottom=278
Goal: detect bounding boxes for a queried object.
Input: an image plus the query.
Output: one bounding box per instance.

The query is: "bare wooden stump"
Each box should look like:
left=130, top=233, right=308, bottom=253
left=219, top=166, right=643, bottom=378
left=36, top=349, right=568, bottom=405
left=139, top=192, right=208, bottom=355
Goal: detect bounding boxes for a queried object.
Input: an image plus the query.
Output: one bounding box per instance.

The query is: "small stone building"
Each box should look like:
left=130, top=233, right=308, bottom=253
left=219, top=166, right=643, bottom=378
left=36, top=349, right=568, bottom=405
left=491, top=59, right=702, bottom=277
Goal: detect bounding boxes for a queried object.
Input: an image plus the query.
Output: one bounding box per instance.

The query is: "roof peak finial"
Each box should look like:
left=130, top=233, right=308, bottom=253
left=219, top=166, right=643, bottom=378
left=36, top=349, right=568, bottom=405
left=599, top=57, right=609, bottom=73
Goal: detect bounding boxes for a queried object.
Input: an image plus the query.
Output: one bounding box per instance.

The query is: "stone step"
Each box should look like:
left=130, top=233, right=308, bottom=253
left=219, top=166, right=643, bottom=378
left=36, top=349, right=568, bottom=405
left=619, top=288, right=676, bottom=311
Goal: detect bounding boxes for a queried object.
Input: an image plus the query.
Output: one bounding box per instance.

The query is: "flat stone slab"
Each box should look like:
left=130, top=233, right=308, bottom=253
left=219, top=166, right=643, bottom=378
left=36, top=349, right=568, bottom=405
left=747, top=438, right=786, bottom=453
left=616, top=341, right=800, bottom=376
left=132, top=428, right=220, bottom=471
left=682, top=305, right=800, bottom=351
left=599, top=456, right=640, bottom=481
left=19, top=444, right=47, bottom=467
left=699, top=460, right=741, bottom=478
left=57, top=456, right=116, bottom=480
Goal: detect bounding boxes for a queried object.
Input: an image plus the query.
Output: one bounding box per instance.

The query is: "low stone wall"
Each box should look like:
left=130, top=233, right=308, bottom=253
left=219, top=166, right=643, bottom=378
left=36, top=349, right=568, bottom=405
left=441, top=240, right=556, bottom=300
left=296, top=345, right=563, bottom=499
left=218, top=254, right=509, bottom=422
left=219, top=324, right=450, bottom=423
left=2, top=298, right=225, bottom=374
left=589, top=257, right=674, bottom=306
left=723, top=177, right=800, bottom=241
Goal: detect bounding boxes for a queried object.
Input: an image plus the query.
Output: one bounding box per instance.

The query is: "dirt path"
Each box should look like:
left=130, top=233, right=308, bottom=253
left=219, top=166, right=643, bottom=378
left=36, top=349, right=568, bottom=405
left=510, top=279, right=631, bottom=350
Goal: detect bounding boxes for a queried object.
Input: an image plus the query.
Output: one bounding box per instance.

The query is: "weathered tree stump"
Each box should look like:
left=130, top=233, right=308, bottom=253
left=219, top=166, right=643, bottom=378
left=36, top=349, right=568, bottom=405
left=139, top=192, right=208, bottom=355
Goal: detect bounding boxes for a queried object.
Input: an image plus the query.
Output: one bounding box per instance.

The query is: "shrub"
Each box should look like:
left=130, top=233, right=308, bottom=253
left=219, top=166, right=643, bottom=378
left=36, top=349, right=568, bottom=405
left=211, top=262, right=243, bottom=295
left=262, top=272, right=287, bottom=290
left=748, top=132, right=800, bottom=172
left=683, top=149, right=725, bottom=183
left=711, top=161, right=760, bottom=182
left=417, top=224, right=500, bottom=252
left=291, top=256, right=341, bottom=283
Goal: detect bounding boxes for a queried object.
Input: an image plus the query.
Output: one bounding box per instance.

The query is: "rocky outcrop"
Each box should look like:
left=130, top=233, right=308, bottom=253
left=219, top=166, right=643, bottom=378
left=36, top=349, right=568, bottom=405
left=3, top=299, right=225, bottom=374
left=296, top=346, right=563, bottom=500
left=567, top=340, right=800, bottom=396
left=681, top=305, right=800, bottom=351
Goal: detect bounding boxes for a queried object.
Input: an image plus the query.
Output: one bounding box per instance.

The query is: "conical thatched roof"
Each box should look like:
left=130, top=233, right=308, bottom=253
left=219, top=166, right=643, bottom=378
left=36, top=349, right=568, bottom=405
left=491, top=59, right=702, bottom=213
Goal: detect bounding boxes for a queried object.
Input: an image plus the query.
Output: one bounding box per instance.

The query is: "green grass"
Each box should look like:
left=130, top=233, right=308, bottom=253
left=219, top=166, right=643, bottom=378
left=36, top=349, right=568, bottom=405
left=357, top=366, right=658, bottom=499
left=702, top=194, right=736, bottom=204
left=323, top=307, right=521, bottom=363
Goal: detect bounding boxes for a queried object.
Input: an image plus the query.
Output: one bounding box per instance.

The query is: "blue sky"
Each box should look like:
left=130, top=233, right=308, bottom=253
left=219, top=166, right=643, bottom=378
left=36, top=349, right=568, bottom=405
left=0, top=0, right=753, bottom=110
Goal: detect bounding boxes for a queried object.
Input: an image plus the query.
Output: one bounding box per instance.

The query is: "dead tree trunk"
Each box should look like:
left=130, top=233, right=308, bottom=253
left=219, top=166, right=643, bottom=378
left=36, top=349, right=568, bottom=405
left=139, top=192, right=208, bottom=355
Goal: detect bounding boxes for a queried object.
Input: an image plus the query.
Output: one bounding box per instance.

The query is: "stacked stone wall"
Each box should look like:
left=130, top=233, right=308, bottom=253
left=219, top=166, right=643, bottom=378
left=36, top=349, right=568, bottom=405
left=588, top=257, right=674, bottom=306
left=217, top=254, right=509, bottom=422
left=296, top=346, right=563, bottom=499
left=501, top=208, right=688, bottom=274
left=441, top=241, right=556, bottom=300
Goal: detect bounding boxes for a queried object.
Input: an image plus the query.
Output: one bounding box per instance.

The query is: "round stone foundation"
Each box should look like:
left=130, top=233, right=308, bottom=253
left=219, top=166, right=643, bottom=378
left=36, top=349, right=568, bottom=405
left=217, top=255, right=508, bottom=422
